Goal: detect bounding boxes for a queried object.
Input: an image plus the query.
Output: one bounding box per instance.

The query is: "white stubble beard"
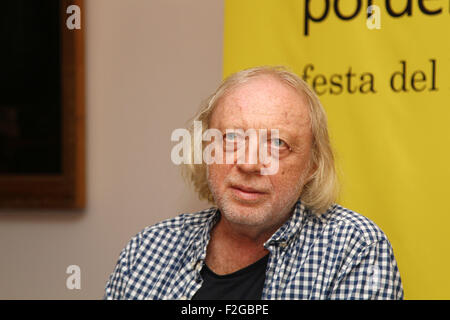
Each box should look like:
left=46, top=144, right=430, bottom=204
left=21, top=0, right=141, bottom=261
left=206, top=165, right=306, bottom=231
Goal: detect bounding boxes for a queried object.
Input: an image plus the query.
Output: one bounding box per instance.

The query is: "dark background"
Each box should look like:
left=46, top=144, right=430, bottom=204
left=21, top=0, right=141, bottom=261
left=0, top=0, right=62, bottom=174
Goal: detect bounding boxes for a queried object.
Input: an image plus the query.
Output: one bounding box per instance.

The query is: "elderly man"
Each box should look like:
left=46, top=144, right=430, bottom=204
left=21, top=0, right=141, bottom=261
left=104, top=66, right=403, bottom=300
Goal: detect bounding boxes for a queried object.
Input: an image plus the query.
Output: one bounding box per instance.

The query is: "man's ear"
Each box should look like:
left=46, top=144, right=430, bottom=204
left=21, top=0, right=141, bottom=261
left=304, top=158, right=317, bottom=184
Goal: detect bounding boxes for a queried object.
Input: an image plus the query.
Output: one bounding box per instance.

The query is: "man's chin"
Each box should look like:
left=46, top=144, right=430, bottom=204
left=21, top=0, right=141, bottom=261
left=220, top=201, right=274, bottom=227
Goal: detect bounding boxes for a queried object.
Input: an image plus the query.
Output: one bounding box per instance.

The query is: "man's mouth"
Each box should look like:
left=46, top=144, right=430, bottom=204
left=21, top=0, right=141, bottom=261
left=230, top=184, right=268, bottom=202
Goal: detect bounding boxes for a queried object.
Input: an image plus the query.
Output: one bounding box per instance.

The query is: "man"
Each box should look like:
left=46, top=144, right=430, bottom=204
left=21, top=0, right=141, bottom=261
left=104, top=66, right=404, bottom=300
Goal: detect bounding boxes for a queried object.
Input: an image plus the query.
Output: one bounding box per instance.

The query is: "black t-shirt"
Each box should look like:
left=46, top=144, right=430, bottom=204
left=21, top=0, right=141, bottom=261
left=192, top=254, right=269, bottom=300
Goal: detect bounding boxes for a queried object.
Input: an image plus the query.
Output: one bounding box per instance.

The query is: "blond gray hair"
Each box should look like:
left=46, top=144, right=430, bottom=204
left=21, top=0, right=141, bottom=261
left=182, top=66, right=339, bottom=215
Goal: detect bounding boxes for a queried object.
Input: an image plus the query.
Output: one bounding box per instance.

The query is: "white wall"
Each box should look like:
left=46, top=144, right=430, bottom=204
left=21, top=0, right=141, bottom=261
left=0, top=0, right=223, bottom=299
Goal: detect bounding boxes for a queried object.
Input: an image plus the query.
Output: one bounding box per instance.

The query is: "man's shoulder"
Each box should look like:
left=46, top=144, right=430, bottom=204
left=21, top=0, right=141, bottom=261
left=129, top=206, right=218, bottom=246
left=320, top=203, right=389, bottom=246
left=148, top=206, right=217, bottom=231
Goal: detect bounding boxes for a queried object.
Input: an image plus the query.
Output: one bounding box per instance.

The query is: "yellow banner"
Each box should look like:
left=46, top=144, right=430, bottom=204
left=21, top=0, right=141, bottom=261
left=224, top=0, right=450, bottom=299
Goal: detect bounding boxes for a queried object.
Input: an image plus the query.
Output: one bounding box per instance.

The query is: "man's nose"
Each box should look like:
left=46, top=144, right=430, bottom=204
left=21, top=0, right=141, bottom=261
left=235, top=138, right=264, bottom=174
left=236, top=162, right=262, bottom=174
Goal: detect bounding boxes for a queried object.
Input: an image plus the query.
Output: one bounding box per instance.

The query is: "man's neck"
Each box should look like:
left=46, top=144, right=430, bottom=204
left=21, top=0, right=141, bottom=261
left=204, top=216, right=276, bottom=275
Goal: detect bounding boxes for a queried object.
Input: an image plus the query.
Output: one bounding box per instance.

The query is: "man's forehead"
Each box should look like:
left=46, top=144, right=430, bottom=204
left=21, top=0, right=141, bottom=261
left=211, top=76, right=311, bottom=135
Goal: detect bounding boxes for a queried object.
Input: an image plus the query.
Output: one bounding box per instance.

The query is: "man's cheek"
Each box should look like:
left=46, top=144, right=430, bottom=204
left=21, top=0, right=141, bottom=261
left=208, top=164, right=228, bottom=186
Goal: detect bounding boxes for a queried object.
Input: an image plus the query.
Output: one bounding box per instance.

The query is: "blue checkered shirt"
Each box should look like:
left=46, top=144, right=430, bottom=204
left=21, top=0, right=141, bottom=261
left=104, top=200, right=404, bottom=299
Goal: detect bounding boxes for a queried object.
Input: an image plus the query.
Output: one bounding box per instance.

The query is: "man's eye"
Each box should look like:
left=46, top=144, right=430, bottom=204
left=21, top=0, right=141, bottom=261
left=225, top=132, right=244, bottom=143
left=225, top=132, right=237, bottom=141
left=271, top=138, right=286, bottom=148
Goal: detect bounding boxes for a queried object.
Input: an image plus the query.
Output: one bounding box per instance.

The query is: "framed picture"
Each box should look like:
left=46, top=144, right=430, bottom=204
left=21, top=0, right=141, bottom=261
left=0, top=0, right=85, bottom=208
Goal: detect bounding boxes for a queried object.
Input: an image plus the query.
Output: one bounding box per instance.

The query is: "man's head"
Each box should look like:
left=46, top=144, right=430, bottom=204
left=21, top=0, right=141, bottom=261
left=183, top=66, right=338, bottom=225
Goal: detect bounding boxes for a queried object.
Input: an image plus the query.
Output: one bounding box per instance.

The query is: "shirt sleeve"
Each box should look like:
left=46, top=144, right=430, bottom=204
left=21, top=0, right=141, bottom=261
left=103, top=235, right=139, bottom=300
left=329, top=238, right=404, bottom=300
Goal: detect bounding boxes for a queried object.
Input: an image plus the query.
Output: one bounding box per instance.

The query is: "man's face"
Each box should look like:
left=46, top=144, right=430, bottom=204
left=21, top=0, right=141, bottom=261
left=207, top=75, right=313, bottom=233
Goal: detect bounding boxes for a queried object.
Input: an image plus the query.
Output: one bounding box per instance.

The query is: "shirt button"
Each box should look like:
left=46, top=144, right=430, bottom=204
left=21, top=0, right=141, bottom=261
left=180, top=296, right=188, bottom=300
left=279, top=241, right=288, bottom=248
left=195, top=261, right=203, bottom=271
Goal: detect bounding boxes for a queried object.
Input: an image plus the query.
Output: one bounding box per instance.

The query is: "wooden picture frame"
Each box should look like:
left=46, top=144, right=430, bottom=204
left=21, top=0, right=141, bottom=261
left=0, top=0, right=85, bottom=208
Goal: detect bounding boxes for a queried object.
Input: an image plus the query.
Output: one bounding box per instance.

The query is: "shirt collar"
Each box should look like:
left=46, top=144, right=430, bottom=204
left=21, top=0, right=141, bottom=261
left=263, top=199, right=315, bottom=249
left=190, top=198, right=316, bottom=264
left=189, top=208, right=220, bottom=267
